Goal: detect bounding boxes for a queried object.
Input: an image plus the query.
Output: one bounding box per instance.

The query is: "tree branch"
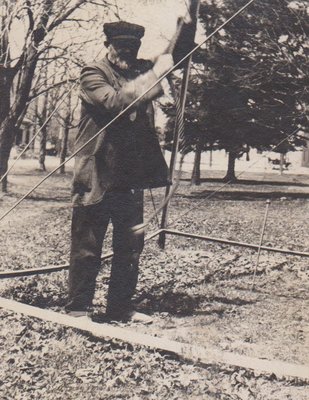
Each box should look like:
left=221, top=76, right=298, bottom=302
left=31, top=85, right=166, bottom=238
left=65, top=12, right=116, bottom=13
left=29, top=78, right=78, bottom=101
left=25, top=1, right=34, bottom=32
left=47, top=0, right=88, bottom=32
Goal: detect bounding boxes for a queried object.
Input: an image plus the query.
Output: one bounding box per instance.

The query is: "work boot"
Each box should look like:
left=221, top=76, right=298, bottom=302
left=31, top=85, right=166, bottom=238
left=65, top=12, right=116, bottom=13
left=106, top=309, right=153, bottom=324
left=64, top=303, right=93, bottom=320
left=127, top=311, right=153, bottom=324
left=66, top=310, right=92, bottom=318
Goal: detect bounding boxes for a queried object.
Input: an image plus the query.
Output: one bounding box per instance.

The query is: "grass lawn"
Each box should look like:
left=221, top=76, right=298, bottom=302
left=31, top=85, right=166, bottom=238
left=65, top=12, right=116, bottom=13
left=0, top=162, right=308, bottom=399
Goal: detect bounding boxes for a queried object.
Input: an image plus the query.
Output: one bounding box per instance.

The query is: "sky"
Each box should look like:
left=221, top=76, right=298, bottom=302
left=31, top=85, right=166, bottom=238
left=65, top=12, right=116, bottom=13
left=8, top=0, right=206, bottom=63
left=107, top=0, right=206, bottom=58
left=7, top=0, right=206, bottom=128
left=113, top=0, right=190, bottom=58
left=111, top=0, right=204, bottom=128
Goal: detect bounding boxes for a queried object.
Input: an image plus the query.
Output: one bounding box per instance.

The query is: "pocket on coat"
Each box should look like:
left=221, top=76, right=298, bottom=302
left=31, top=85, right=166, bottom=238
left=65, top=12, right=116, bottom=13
left=73, top=155, right=94, bottom=193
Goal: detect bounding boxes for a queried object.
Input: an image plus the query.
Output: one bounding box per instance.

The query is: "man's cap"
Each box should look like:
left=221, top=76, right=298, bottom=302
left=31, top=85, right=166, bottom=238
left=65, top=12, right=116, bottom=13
left=103, top=21, right=145, bottom=42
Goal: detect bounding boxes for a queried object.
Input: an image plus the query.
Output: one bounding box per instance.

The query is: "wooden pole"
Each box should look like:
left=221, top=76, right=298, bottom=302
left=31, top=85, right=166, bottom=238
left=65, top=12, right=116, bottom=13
left=158, top=66, right=191, bottom=249
left=1, top=297, right=309, bottom=381
left=159, top=0, right=201, bottom=249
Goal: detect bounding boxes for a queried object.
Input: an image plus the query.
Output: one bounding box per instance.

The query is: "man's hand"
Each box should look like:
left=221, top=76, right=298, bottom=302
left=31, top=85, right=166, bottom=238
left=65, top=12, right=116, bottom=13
left=153, top=54, right=174, bottom=78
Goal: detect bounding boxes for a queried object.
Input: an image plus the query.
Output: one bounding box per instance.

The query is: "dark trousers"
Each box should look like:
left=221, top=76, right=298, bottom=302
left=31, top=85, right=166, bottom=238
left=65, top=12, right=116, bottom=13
left=66, top=190, right=144, bottom=316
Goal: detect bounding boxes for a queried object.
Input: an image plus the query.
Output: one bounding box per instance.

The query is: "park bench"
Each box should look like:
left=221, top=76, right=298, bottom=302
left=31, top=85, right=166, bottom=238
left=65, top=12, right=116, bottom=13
left=267, top=157, right=291, bottom=170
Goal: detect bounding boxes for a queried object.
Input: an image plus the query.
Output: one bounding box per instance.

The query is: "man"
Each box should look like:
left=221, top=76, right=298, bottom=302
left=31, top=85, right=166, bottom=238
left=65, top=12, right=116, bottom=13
left=65, top=21, right=174, bottom=322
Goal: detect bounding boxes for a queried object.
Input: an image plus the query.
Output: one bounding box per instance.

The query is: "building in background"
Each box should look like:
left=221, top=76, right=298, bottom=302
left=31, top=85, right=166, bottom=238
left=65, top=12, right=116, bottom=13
left=15, top=118, right=33, bottom=149
left=301, top=135, right=309, bottom=168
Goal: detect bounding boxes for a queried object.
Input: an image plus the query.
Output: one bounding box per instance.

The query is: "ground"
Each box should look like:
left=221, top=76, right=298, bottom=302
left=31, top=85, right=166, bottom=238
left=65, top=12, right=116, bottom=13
left=0, top=158, right=308, bottom=399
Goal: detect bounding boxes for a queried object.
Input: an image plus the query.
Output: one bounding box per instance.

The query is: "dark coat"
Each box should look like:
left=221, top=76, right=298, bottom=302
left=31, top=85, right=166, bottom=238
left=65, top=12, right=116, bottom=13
left=71, top=56, right=169, bottom=207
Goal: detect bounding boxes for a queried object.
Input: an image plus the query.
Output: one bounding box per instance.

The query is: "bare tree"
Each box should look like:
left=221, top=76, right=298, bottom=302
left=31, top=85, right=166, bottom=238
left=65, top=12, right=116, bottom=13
left=0, top=0, right=111, bottom=191
left=58, top=83, right=79, bottom=174
left=35, top=61, right=49, bottom=171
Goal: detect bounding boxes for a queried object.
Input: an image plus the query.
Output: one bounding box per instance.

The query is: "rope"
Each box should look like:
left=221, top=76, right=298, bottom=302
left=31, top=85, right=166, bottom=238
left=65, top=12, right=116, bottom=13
left=0, top=0, right=257, bottom=224
left=158, top=0, right=201, bottom=246
left=158, top=59, right=194, bottom=245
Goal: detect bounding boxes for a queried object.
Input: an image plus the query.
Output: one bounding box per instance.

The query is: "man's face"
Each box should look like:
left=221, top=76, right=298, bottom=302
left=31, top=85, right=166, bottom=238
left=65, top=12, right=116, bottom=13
left=107, top=39, right=140, bottom=69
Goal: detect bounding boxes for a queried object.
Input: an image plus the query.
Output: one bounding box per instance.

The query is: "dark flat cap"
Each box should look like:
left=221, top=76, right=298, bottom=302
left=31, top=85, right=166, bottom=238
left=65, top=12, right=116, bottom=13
left=103, top=21, right=145, bottom=42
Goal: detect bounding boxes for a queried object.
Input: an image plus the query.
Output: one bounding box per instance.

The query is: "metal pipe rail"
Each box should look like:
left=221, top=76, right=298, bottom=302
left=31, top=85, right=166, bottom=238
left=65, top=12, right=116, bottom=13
left=1, top=228, right=308, bottom=279
left=0, top=229, right=163, bottom=279
left=163, top=229, right=309, bottom=258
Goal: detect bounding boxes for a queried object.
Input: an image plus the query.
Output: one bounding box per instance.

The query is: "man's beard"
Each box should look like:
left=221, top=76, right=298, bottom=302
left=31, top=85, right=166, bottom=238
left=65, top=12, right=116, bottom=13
left=107, top=47, right=137, bottom=70
left=110, top=54, right=131, bottom=70
left=108, top=53, right=134, bottom=71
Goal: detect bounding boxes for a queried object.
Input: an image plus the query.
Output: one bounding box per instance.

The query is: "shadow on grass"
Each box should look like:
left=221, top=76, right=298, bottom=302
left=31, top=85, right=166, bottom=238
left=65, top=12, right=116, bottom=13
left=2, top=283, right=258, bottom=320
left=134, top=290, right=257, bottom=317
left=2, top=192, right=71, bottom=202
left=26, top=195, right=71, bottom=202
left=181, top=190, right=309, bottom=201
left=180, top=177, right=309, bottom=187
left=10, top=171, right=73, bottom=178
left=134, top=291, right=202, bottom=316
left=211, top=295, right=256, bottom=306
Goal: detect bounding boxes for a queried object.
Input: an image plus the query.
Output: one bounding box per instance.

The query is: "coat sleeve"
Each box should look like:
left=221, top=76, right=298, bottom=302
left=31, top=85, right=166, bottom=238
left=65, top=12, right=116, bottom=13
left=79, top=64, right=163, bottom=114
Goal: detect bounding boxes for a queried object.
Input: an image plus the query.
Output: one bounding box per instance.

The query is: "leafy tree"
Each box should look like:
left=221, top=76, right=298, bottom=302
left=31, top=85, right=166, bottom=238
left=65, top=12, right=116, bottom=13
left=162, top=0, right=308, bottom=183
left=200, top=0, right=309, bottom=181
left=161, top=72, right=218, bottom=184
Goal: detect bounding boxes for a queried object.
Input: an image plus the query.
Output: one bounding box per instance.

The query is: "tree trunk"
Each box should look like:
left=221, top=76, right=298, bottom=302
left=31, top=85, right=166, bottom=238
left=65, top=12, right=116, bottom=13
left=39, top=130, right=47, bottom=171
left=223, top=150, right=237, bottom=182
left=0, top=121, right=16, bottom=192
left=0, top=0, right=53, bottom=191
left=280, top=153, right=284, bottom=175
left=0, top=46, right=38, bottom=190
left=246, top=145, right=250, bottom=161
left=191, top=141, right=202, bottom=185
left=59, top=125, right=69, bottom=174
left=38, top=85, right=49, bottom=171
left=59, top=89, right=72, bottom=174
left=0, top=12, right=14, bottom=192
left=209, top=149, right=213, bottom=167
left=0, top=77, right=13, bottom=192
